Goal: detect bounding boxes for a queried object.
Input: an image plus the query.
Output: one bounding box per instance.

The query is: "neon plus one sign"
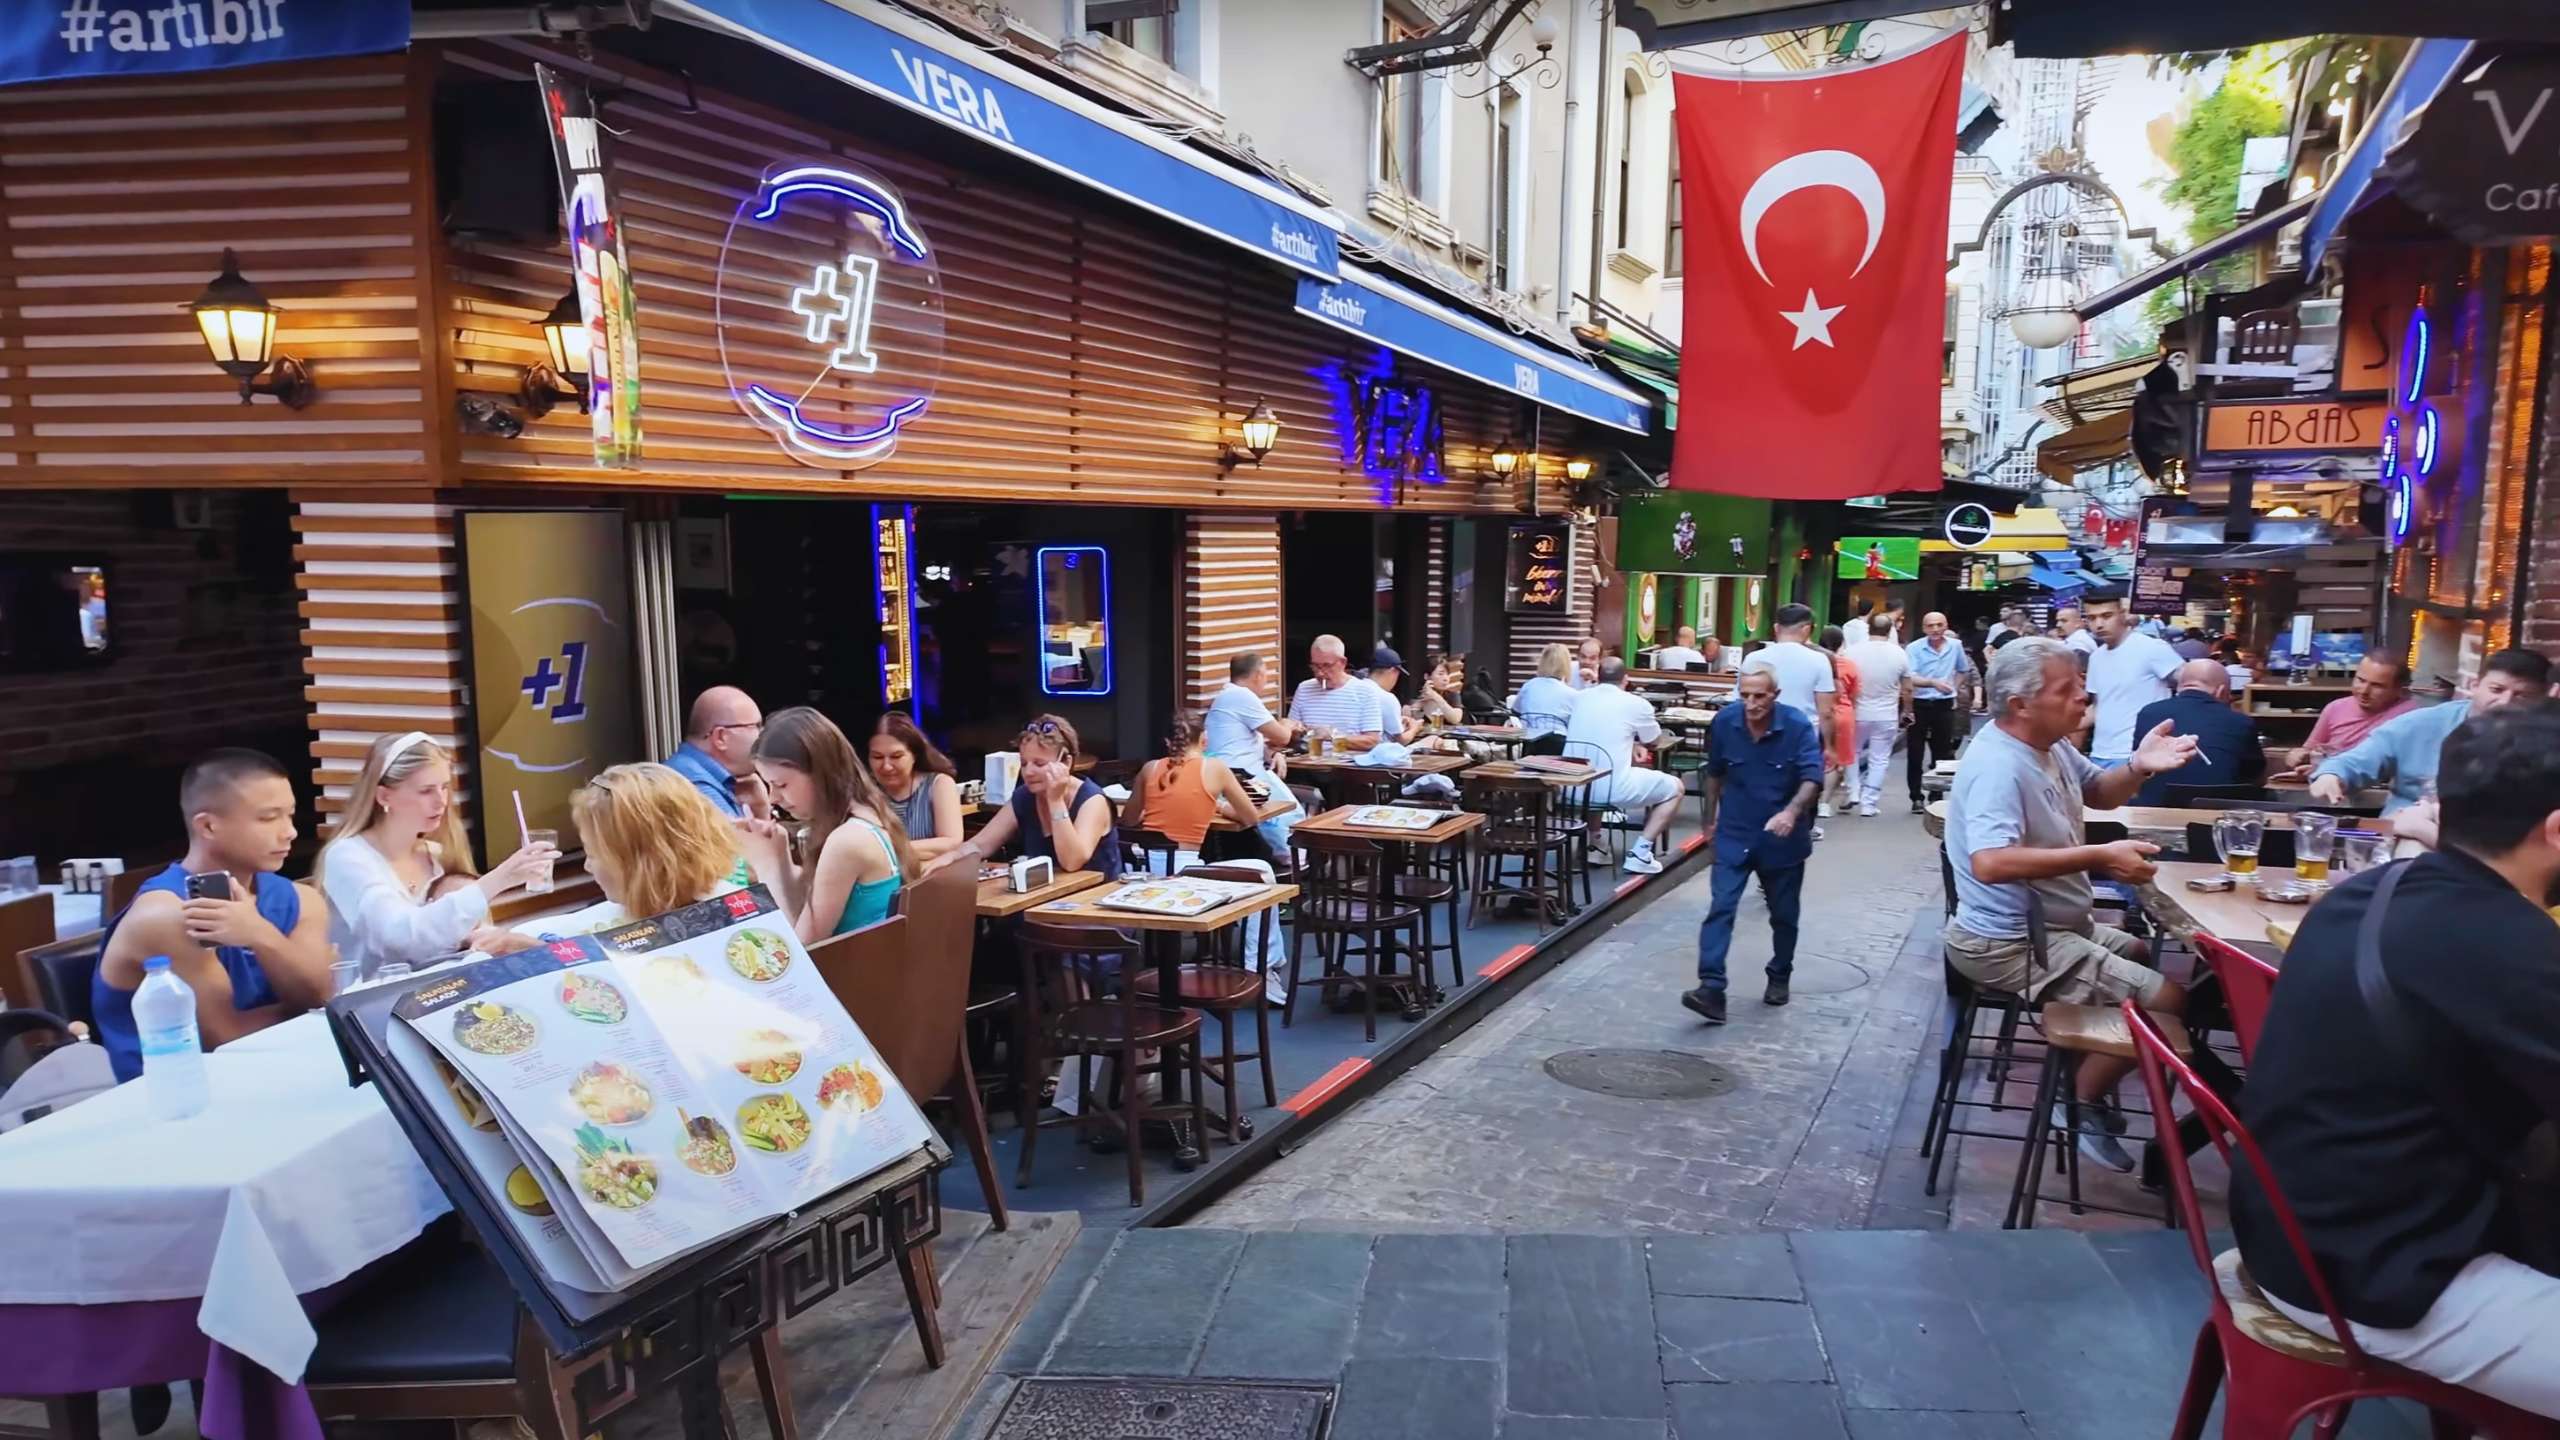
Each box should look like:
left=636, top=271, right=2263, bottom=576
left=790, top=255, right=884, bottom=374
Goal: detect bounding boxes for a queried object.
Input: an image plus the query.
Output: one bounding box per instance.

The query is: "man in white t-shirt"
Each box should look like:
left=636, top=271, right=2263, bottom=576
left=1205, top=650, right=1303, bottom=852
left=2055, top=605, right=2097, bottom=664
left=1564, top=658, right=1683, bottom=874
left=1842, top=625, right=1911, bottom=816
left=2081, top=593, right=2184, bottom=766
left=1572, top=636, right=1605, bottom=689
left=1652, top=625, right=1707, bottom=672
left=1740, top=604, right=1836, bottom=758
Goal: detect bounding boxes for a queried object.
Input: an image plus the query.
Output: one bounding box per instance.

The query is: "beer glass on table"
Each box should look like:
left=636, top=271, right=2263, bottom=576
left=2293, top=812, right=2338, bottom=889
left=2213, top=811, right=2266, bottom=884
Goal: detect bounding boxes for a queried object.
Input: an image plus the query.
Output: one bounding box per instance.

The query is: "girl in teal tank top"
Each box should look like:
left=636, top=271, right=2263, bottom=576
left=737, top=708, right=919, bottom=945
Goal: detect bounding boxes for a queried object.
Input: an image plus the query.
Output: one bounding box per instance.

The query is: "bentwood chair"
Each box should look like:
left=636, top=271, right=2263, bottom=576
left=1130, top=865, right=1276, bottom=1141
left=2126, top=1003, right=2560, bottom=1440
left=1462, top=773, right=1577, bottom=931
left=1012, top=920, right=1209, bottom=1207
left=1285, top=830, right=1424, bottom=1040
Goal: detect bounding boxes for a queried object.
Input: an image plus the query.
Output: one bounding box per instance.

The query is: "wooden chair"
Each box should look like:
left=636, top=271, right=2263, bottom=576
left=1131, top=864, right=1275, bottom=1142
left=0, top=892, right=56, bottom=1011
left=102, top=868, right=148, bottom=924
left=2126, top=1003, right=2560, bottom=1440
left=1461, top=773, right=1576, bottom=932
left=1284, top=830, right=1422, bottom=1041
left=303, top=1223, right=800, bottom=1440
left=1012, top=919, right=1209, bottom=1207
left=19, top=931, right=103, bottom=1031
left=1329, top=768, right=1398, bottom=806
left=2190, top=933, right=2280, bottom=1063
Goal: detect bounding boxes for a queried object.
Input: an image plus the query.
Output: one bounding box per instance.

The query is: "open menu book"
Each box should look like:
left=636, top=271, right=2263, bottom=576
left=381, top=886, right=936, bottom=1297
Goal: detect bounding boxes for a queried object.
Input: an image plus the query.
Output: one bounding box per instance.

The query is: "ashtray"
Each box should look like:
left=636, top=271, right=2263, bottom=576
left=2252, top=878, right=2318, bottom=904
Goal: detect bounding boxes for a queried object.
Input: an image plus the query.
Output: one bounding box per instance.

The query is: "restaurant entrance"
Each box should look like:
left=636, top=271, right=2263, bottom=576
left=670, top=498, right=890, bottom=739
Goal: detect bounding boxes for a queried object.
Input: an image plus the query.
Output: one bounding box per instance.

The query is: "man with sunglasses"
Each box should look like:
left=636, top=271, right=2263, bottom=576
left=665, top=685, right=764, bottom=819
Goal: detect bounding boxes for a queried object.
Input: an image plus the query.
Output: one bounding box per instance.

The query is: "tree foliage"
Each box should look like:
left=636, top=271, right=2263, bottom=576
left=2140, top=50, right=2289, bottom=329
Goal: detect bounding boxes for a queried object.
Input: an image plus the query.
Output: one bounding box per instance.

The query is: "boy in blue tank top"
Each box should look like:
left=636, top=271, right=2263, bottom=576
left=94, top=749, right=337, bottom=1081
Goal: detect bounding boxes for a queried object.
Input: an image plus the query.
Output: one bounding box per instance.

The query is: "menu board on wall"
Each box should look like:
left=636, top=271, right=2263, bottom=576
left=2129, top=497, right=2185, bottom=617
left=385, top=886, right=936, bottom=1295
left=1504, top=521, right=1575, bottom=615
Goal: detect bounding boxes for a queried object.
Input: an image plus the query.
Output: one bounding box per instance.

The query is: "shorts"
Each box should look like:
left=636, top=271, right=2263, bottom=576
left=1940, top=918, right=2165, bottom=1006
left=1607, top=767, right=1684, bottom=811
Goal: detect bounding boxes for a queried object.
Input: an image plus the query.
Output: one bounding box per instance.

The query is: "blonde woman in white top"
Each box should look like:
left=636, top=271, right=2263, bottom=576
left=317, top=731, right=558, bottom=977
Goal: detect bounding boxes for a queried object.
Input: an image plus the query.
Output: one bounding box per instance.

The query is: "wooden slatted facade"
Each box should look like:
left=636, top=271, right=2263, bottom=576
left=1506, top=521, right=1602, bottom=690
left=0, top=56, right=441, bottom=488
left=434, top=39, right=1569, bottom=513
left=1180, top=512, right=1284, bottom=711
left=292, top=490, right=467, bottom=829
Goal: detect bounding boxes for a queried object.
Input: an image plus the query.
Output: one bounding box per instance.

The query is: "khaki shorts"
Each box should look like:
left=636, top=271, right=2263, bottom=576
left=1941, top=919, right=2166, bottom=1007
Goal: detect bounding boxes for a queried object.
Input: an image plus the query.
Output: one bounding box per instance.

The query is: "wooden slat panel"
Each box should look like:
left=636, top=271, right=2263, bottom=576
left=434, top=39, right=1591, bottom=514
left=1182, top=513, right=1283, bottom=712
left=0, top=55, right=434, bottom=492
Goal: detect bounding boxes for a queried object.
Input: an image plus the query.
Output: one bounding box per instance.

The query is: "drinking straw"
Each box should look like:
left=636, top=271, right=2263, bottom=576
left=513, top=790, right=530, bottom=842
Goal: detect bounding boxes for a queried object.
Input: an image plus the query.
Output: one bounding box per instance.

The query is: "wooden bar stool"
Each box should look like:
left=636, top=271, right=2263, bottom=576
left=1285, top=830, right=1423, bottom=1041
left=1130, top=865, right=1277, bottom=1142
left=1012, top=920, right=1210, bottom=1207
left=1461, top=774, right=1576, bottom=931
left=2004, top=1000, right=2192, bottom=1229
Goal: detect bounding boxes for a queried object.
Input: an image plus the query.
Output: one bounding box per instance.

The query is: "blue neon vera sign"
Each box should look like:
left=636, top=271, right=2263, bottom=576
left=1035, top=546, right=1112, bottom=697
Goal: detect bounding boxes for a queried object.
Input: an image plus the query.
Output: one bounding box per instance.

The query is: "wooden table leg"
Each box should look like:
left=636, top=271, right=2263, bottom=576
left=41, top=1393, right=99, bottom=1440
left=888, top=1226, right=947, bottom=1370
left=676, top=1361, right=738, bottom=1440
left=748, top=1328, right=800, bottom=1440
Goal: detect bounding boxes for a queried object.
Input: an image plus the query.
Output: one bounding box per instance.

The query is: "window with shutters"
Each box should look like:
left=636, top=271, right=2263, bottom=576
left=1664, top=146, right=1684, bottom=277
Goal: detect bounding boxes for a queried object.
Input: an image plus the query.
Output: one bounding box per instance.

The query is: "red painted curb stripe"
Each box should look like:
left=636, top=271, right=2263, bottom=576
left=1680, top=833, right=1706, bottom=854
left=1615, top=875, right=1646, bottom=898
left=1475, top=942, right=1536, bottom=981
left=1280, top=1057, right=1371, bottom=1116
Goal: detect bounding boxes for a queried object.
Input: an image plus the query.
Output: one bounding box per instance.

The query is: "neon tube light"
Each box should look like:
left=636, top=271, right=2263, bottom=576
left=751, top=165, right=931, bottom=261
left=1034, top=545, right=1112, bottom=697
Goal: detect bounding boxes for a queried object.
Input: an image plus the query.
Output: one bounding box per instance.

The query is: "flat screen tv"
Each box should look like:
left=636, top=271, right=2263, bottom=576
left=0, top=553, right=112, bottom=673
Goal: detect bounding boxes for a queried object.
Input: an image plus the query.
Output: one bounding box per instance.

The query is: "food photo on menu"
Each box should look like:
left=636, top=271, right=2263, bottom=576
left=380, top=886, right=939, bottom=1295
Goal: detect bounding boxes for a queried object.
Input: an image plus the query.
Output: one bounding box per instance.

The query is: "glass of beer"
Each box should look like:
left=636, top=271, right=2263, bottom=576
left=2213, top=811, right=2266, bottom=883
left=2293, top=811, right=2338, bottom=888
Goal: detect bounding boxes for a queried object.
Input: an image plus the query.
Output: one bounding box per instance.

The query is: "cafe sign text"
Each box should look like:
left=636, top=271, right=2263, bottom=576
left=2199, top=399, right=2389, bottom=458
left=2382, top=47, right=2560, bottom=244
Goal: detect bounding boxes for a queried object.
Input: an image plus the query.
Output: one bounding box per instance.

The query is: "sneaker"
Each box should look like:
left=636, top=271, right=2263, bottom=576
left=1623, top=841, right=1664, bottom=875
left=2053, top=1102, right=2137, bottom=1173
left=1858, top=802, right=1878, bottom=817
left=1911, top=798, right=1928, bottom=815
left=2091, top=1093, right=2129, bottom=1136
left=1763, top=978, right=1791, bottom=1006
left=1681, top=988, right=1728, bottom=1024
left=1812, top=825, right=1826, bottom=841
left=1817, top=801, right=1835, bottom=818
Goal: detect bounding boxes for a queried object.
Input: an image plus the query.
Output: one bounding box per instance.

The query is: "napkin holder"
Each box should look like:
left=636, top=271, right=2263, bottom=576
left=982, top=750, right=1020, bottom=807
left=1007, top=856, right=1054, bottom=893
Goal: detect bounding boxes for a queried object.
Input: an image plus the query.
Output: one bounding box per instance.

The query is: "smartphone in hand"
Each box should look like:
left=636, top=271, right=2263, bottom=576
left=183, top=871, right=234, bottom=902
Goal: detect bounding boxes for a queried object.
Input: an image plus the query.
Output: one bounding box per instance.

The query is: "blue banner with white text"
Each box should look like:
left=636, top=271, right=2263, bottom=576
left=0, top=0, right=409, bottom=87
left=1295, top=272, right=1654, bottom=435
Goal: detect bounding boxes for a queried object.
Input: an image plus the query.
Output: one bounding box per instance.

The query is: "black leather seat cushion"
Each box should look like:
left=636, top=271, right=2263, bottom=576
left=305, top=1234, right=518, bottom=1384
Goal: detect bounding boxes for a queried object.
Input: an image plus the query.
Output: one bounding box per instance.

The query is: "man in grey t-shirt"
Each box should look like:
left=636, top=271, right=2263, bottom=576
left=1943, top=637, right=2200, bottom=1171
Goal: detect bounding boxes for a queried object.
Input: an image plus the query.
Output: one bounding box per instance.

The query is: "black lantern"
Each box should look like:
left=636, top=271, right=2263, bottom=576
left=184, top=249, right=313, bottom=407
left=520, top=288, right=589, bottom=418
left=1220, top=397, right=1281, bottom=472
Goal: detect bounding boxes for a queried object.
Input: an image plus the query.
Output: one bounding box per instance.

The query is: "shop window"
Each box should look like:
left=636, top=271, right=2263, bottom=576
left=1036, top=545, right=1113, bottom=697
left=0, top=554, right=110, bottom=671
left=1377, top=8, right=1426, bottom=197
left=1615, top=71, right=1638, bottom=250
left=1493, top=96, right=1519, bottom=291
left=1664, top=146, right=1683, bottom=278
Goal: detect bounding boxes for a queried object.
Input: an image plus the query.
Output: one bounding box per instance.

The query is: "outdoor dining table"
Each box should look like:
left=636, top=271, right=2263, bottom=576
left=1464, top=757, right=1612, bottom=788
left=1025, top=879, right=1298, bottom=1164
left=974, top=866, right=1106, bottom=919
left=1291, top=804, right=1487, bottom=1007
left=2138, top=860, right=2307, bottom=957
left=0, top=1012, right=447, bottom=1440
left=1434, top=725, right=1530, bottom=756
left=1283, top=750, right=1478, bottom=780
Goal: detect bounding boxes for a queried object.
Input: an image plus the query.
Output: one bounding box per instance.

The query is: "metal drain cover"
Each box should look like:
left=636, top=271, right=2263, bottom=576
left=987, top=1378, right=1333, bottom=1440
left=1543, top=1048, right=1736, bottom=1100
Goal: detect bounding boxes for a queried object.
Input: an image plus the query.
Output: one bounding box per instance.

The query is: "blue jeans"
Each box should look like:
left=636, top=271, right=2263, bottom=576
left=1254, top=799, right=1303, bottom=856
left=1695, top=851, right=1804, bottom=993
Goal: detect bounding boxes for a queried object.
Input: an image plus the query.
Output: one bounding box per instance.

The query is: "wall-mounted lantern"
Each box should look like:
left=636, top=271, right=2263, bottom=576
left=522, top=288, right=589, bottom=418
left=1564, top=457, right=1594, bottom=483
left=184, top=249, right=314, bottom=407
left=1220, top=397, right=1281, bottom=472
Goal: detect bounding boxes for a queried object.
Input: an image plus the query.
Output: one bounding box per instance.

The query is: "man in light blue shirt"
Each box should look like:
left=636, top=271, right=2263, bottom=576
left=664, top=686, right=762, bottom=820
left=1205, top=651, right=1303, bottom=853
left=2310, top=649, right=2552, bottom=814
left=1903, top=611, right=1972, bottom=814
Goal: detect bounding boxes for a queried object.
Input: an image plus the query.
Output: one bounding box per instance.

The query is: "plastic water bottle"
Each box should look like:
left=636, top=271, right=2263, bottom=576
left=134, top=956, right=209, bottom=1121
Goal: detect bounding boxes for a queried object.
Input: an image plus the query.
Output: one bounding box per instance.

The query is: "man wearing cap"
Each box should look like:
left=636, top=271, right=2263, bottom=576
left=1366, top=645, right=1422, bottom=745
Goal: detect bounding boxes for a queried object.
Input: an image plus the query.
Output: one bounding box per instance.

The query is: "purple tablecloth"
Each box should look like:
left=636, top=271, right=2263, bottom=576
left=0, top=1273, right=359, bottom=1440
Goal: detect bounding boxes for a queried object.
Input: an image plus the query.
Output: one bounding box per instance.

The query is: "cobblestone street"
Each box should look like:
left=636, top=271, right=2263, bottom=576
left=1197, top=801, right=1955, bottom=1234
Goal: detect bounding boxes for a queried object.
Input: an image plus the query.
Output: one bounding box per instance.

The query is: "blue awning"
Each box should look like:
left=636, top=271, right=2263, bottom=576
left=2028, top=564, right=2084, bottom=592
left=664, top=0, right=1342, bottom=282
left=2300, top=38, right=2475, bottom=274
left=1294, top=269, right=1654, bottom=434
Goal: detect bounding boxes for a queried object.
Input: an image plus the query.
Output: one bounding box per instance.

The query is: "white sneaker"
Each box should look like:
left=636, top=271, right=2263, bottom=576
left=1622, top=841, right=1664, bottom=875
left=1811, top=825, right=1826, bottom=841
left=1817, top=801, right=1834, bottom=818
left=1859, top=802, right=1878, bottom=817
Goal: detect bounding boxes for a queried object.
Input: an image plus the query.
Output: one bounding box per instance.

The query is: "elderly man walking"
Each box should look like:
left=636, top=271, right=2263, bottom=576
left=1942, top=637, right=2200, bottom=1170
left=1683, top=668, right=1823, bottom=1024
left=1903, top=611, right=1973, bottom=814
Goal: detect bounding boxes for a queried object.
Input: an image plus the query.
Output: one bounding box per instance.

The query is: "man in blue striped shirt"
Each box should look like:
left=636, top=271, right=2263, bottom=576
left=1288, top=634, right=1389, bottom=750
left=1902, top=611, right=1973, bottom=814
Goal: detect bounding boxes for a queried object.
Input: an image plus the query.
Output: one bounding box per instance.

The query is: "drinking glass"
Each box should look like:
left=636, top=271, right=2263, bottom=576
left=0, top=856, right=33, bottom=897
left=523, top=828, right=559, bottom=895
left=2293, top=811, right=2338, bottom=888
left=2335, top=831, right=2390, bottom=879
left=330, top=959, right=363, bottom=997
left=376, top=961, right=414, bottom=986
left=2212, top=811, right=2266, bottom=883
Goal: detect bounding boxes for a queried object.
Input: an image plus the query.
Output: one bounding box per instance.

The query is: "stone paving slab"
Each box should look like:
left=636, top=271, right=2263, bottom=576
left=961, top=1226, right=2443, bottom=1440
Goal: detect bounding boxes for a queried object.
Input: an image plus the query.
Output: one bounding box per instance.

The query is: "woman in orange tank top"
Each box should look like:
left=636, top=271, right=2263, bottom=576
left=1132, top=712, right=1289, bottom=1003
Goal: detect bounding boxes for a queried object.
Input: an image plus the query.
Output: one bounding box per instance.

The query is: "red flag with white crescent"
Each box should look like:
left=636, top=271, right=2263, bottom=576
left=1669, top=35, right=1964, bottom=500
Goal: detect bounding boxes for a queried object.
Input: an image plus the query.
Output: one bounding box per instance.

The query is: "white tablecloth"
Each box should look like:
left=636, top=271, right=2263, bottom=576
left=37, top=883, right=103, bottom=937
left=0, top=1013, right=447, bottom=1383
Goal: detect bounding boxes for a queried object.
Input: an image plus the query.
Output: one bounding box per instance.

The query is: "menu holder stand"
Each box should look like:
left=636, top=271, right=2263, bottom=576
left=328, top=952, right=950, bottom=1435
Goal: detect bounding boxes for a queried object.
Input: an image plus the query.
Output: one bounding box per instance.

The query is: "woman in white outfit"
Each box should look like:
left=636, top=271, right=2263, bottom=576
left=317, top=731, right=558, bottom=977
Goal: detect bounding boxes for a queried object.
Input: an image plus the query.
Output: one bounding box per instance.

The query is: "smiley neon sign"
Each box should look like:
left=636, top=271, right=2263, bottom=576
left=715, top=162, right=944, bottom=469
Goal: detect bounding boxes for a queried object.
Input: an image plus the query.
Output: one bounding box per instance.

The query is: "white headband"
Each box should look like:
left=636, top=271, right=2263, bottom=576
left=384, top=730, right=434, bottom=763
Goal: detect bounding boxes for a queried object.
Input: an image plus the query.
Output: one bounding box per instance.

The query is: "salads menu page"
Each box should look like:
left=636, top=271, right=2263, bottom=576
left=393, top=886, right=937, bottom=1290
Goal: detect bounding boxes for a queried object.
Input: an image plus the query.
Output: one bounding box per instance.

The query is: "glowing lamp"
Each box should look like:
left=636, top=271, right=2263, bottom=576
left=1564, top=457, right=1594, bottom=483
left=539, top=289, right=586, bottom=381
left=1220, top=397, right=1282, bottom=473
left=1488, top=440, right=1520, bottom=477
left=185, top=249, right=312, bottom=407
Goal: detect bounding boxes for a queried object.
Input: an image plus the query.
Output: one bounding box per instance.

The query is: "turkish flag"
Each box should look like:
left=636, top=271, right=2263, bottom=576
left=1670, top=36, right=1964, bottom=500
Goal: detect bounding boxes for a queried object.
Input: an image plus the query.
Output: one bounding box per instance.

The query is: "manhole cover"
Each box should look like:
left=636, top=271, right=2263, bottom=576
left=988, top=1378, right=1333, bottom=1440
left=1542, top=1048, right=1735, bottom=1100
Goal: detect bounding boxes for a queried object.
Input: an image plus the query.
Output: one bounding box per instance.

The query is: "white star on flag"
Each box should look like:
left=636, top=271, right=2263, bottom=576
left=1779, top=290, right=1844, bottom=350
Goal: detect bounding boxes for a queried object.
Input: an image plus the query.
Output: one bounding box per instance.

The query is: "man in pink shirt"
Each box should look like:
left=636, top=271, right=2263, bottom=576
left=2285, top=654, right=2419, bottom=773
